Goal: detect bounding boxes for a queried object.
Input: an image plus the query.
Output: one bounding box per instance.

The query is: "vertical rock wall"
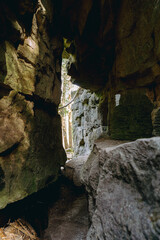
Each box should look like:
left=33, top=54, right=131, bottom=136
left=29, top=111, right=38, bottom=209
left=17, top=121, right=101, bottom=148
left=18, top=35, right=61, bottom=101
left=72, top=89, right=104, bottom=156
left=56, top=2, right=160, bottom=237
left=107, top=89, right=154, bottom=140
left=0, top=0, right=66, bottom=209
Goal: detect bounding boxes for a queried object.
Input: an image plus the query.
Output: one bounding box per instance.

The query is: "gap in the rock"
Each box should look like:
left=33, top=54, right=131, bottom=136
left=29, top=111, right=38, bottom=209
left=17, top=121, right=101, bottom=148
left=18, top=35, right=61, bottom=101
left=0, top=58, right=90, bottom=240
left=59, top=56, right=108, bottom=160
left=0, top=45, right=109, bottom=240
left=0, top=51, right=107, bottom=240
left=59, top=58, right=79, bottom=160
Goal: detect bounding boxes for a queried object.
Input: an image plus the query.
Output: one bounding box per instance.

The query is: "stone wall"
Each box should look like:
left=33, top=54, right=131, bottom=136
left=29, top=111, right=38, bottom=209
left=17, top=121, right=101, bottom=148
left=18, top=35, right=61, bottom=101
left=0, top=0, right=66, bottom=209
left=72, top=88, right=105, bottom=156
left=99, top=84, right=160, bottom=140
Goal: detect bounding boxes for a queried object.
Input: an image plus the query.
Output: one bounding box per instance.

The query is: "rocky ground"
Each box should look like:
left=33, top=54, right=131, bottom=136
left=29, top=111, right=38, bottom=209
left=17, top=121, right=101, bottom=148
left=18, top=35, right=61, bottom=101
left=42, top=177, right=89, bottom=240
left=0, top=176, right=89, bottom=239
left=42, top=138, right=131, bottom=240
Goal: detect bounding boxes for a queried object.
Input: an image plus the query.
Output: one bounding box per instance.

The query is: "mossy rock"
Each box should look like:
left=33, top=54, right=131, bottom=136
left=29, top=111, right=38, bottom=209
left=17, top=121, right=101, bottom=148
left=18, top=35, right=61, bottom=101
left=0, top=92, right=66, bottom=209
left=110, top=92, right=153, bottom=140
left=153, top=108, right=160, bottom=136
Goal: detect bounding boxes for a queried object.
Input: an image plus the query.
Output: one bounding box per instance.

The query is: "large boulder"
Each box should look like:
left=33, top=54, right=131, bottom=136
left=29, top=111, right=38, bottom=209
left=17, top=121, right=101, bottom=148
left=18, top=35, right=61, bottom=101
left=82, top=137, right=160, bottom=239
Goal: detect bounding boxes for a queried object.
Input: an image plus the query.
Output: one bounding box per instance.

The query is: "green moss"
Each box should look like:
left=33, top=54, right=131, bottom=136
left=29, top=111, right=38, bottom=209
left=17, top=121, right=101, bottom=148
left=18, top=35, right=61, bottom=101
left=110, top=92, right=153, bottom=140
left=0, top=92, right=66, bottom=209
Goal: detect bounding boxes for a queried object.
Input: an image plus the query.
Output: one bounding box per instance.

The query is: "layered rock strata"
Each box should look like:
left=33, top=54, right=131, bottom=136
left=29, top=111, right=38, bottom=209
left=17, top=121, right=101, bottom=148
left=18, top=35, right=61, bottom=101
left=72, top=88, right=105, bottom=156
left=0, top=0, right=66, bottom=208
left=1, top=0, right=160, bottom=209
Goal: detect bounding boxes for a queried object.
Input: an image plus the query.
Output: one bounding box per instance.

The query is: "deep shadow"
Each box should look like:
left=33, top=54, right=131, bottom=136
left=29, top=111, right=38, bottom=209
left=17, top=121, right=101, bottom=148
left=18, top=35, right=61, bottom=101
left=0, top=176, right=86, bottom=237
left=0, top=166, right=5, bottom=191
left=0, top=177, right=60, bottom=236
left=0, top=43, right=7, bottom=84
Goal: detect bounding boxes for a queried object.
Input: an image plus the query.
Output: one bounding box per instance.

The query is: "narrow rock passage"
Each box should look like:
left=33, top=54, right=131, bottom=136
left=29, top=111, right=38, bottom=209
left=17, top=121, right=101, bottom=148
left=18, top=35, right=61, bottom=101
left=42, top=177, right=89, bottom=240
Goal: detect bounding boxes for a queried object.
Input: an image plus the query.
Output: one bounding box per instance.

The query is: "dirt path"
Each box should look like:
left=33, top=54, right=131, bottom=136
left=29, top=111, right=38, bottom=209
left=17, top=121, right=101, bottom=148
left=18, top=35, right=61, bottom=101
left=42, top=178, right=89, bottom=240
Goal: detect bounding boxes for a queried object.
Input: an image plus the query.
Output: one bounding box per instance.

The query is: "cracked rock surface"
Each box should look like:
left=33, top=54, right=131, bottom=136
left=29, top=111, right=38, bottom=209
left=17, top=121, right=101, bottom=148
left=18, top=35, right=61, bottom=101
left=82, top=137, right=160, bottom=240
left=0, top=0, right=66, bottom=209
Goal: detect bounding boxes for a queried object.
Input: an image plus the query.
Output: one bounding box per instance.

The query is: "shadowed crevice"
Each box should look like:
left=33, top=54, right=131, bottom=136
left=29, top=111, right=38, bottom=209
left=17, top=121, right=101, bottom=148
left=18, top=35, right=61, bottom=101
left=0, top=142, right=20, bottom=157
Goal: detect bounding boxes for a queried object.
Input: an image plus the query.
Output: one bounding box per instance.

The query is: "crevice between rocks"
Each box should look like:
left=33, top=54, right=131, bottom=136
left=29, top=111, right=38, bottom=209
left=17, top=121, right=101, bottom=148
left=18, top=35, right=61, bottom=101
left=19, top=92, right=58, bottom=117
left=0, top=142, right=20, bottom=157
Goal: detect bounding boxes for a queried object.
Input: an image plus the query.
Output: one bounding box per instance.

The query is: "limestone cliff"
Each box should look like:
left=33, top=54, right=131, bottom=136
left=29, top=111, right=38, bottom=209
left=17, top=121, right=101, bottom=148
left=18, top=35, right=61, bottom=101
left=0, top=0, right=66, bottom=208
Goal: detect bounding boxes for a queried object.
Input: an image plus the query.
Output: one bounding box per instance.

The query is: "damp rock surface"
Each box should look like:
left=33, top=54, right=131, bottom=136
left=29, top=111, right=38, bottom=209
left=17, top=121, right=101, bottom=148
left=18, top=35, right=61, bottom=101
left=82, top=137, right=160, bottom=240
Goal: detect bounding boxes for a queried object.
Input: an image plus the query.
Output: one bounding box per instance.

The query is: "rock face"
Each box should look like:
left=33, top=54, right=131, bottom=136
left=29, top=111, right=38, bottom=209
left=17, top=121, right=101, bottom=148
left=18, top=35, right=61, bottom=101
left=63, top=155, right=89, bottom=187
left=59, top=0, right=160, bottom=89
left=0, top=0, right=66, bottom=208
left=108, top=90, right=154, bottom=140
left=1, top=0, right=160, bottom=211
left=82, top=137, right=160, bottom=239
left=58, top=0, right=160, bottom=140
left=72, top=88, right=105, bottom=156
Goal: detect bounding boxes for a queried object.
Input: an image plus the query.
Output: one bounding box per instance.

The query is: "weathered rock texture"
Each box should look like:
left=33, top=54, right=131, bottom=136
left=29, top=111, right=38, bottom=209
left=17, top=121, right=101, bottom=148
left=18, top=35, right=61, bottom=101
left=63, top=155, right=88, bottom=187
left=58, top=0, right=160, bottom=140
left=0, top=0, right=66, bottom=208
left=108, top=89, right=154, bottom=140
left=82, top=137, right=160, bottom=240
left=72, top=88, right=105, bottom=156
left=1, top=0, right=160, bottom=209
left=59, top=0, right=159, bottom=88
